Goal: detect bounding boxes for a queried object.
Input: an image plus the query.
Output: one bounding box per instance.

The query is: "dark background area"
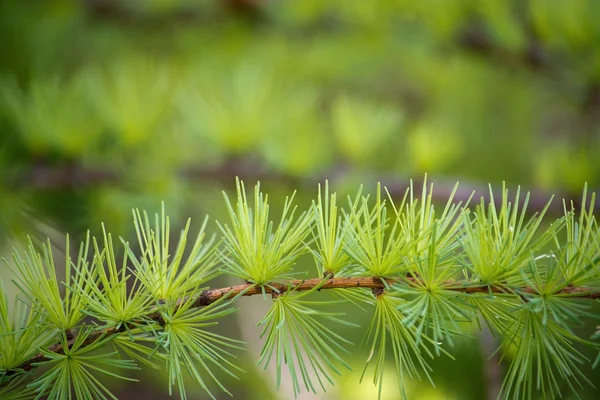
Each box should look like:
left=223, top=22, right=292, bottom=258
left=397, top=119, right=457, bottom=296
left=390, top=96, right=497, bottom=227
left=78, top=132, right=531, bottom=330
left=1, top=1, right=599, bottom=399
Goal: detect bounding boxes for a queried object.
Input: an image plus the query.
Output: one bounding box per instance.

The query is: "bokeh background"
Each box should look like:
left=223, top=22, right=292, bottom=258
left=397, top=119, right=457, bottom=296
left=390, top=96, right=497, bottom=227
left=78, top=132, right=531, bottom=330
left=1, top=1, right=600, bottom=399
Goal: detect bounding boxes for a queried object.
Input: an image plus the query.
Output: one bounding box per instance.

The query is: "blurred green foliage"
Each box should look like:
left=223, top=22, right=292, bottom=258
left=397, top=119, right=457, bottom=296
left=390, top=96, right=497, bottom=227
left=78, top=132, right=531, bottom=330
left=0, top=0, right=599, bottom=398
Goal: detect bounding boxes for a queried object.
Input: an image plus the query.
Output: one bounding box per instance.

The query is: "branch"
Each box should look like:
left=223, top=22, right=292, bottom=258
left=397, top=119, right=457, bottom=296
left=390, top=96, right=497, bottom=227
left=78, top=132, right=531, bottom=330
left=13, top=160, right=599, bottom=215
left=10, top=276, right=600, bottom=377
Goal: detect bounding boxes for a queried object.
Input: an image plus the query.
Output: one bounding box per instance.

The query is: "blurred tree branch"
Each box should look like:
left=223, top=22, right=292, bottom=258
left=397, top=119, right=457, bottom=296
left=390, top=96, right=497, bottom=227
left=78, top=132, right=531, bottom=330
left=13, top=159, right=599, bottom=215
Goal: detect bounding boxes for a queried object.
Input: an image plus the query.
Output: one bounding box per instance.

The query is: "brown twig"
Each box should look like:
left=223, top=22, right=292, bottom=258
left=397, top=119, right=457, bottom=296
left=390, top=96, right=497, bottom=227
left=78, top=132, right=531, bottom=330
left=8, top=276, right=600, bottom=378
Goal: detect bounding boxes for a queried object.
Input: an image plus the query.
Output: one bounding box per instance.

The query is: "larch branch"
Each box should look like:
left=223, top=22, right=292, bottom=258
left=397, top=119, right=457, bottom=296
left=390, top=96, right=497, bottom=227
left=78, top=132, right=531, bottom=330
left=8, top=276, right=600, bottom=378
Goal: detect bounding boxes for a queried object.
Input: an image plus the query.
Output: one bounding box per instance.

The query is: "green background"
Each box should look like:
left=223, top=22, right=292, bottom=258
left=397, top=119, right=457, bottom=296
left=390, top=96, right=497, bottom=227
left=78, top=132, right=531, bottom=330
left=1, top=0, right=599, bottom=399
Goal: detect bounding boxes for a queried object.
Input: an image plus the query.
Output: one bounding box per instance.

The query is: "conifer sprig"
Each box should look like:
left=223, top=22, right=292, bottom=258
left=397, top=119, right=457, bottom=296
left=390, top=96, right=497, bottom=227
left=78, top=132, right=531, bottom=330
left=1, top=178, right=599, bottom=400
left=218, top=178, right=314, bottom=288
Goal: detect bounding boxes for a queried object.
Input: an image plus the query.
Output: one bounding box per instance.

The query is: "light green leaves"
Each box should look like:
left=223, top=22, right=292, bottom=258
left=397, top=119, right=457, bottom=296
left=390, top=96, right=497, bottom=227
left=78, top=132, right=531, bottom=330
left=74, top=225, right=154, bottom=330
left=124, top=205, right=245, bottom=399
left=395, top=281, right=472, bottom=355
left=129, top=203, right=219, bottom=302
left=311, top=181, right=351, bottom=277
left=344, top=178, right=465, bottom=280
left=553, top=185, right=600, bottom=285
left=344, top=183, right=411, bottom=278
left=218, top=178, right=313, bottom=286
left=29, top=330, right=139, bottom=400
left=394, top=179, right=466, bottom=283
left=470, top=256, right=599, bottom=400
left=257, top=290, right=355, bottom=396
left=462, top=184, right=558, bottom=285
left=157, top=296, right=244, bottom=400
left=392, top=181, right=472, bottom=352
left=361, top=293, right=434, bottom=400
left=2, top=203, right=240, bottom=400
left=500, top=307, right=594, bottom=399
left=7, top=234, right=94, bottom=331
left=0, top=278, right=53, bottom=373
